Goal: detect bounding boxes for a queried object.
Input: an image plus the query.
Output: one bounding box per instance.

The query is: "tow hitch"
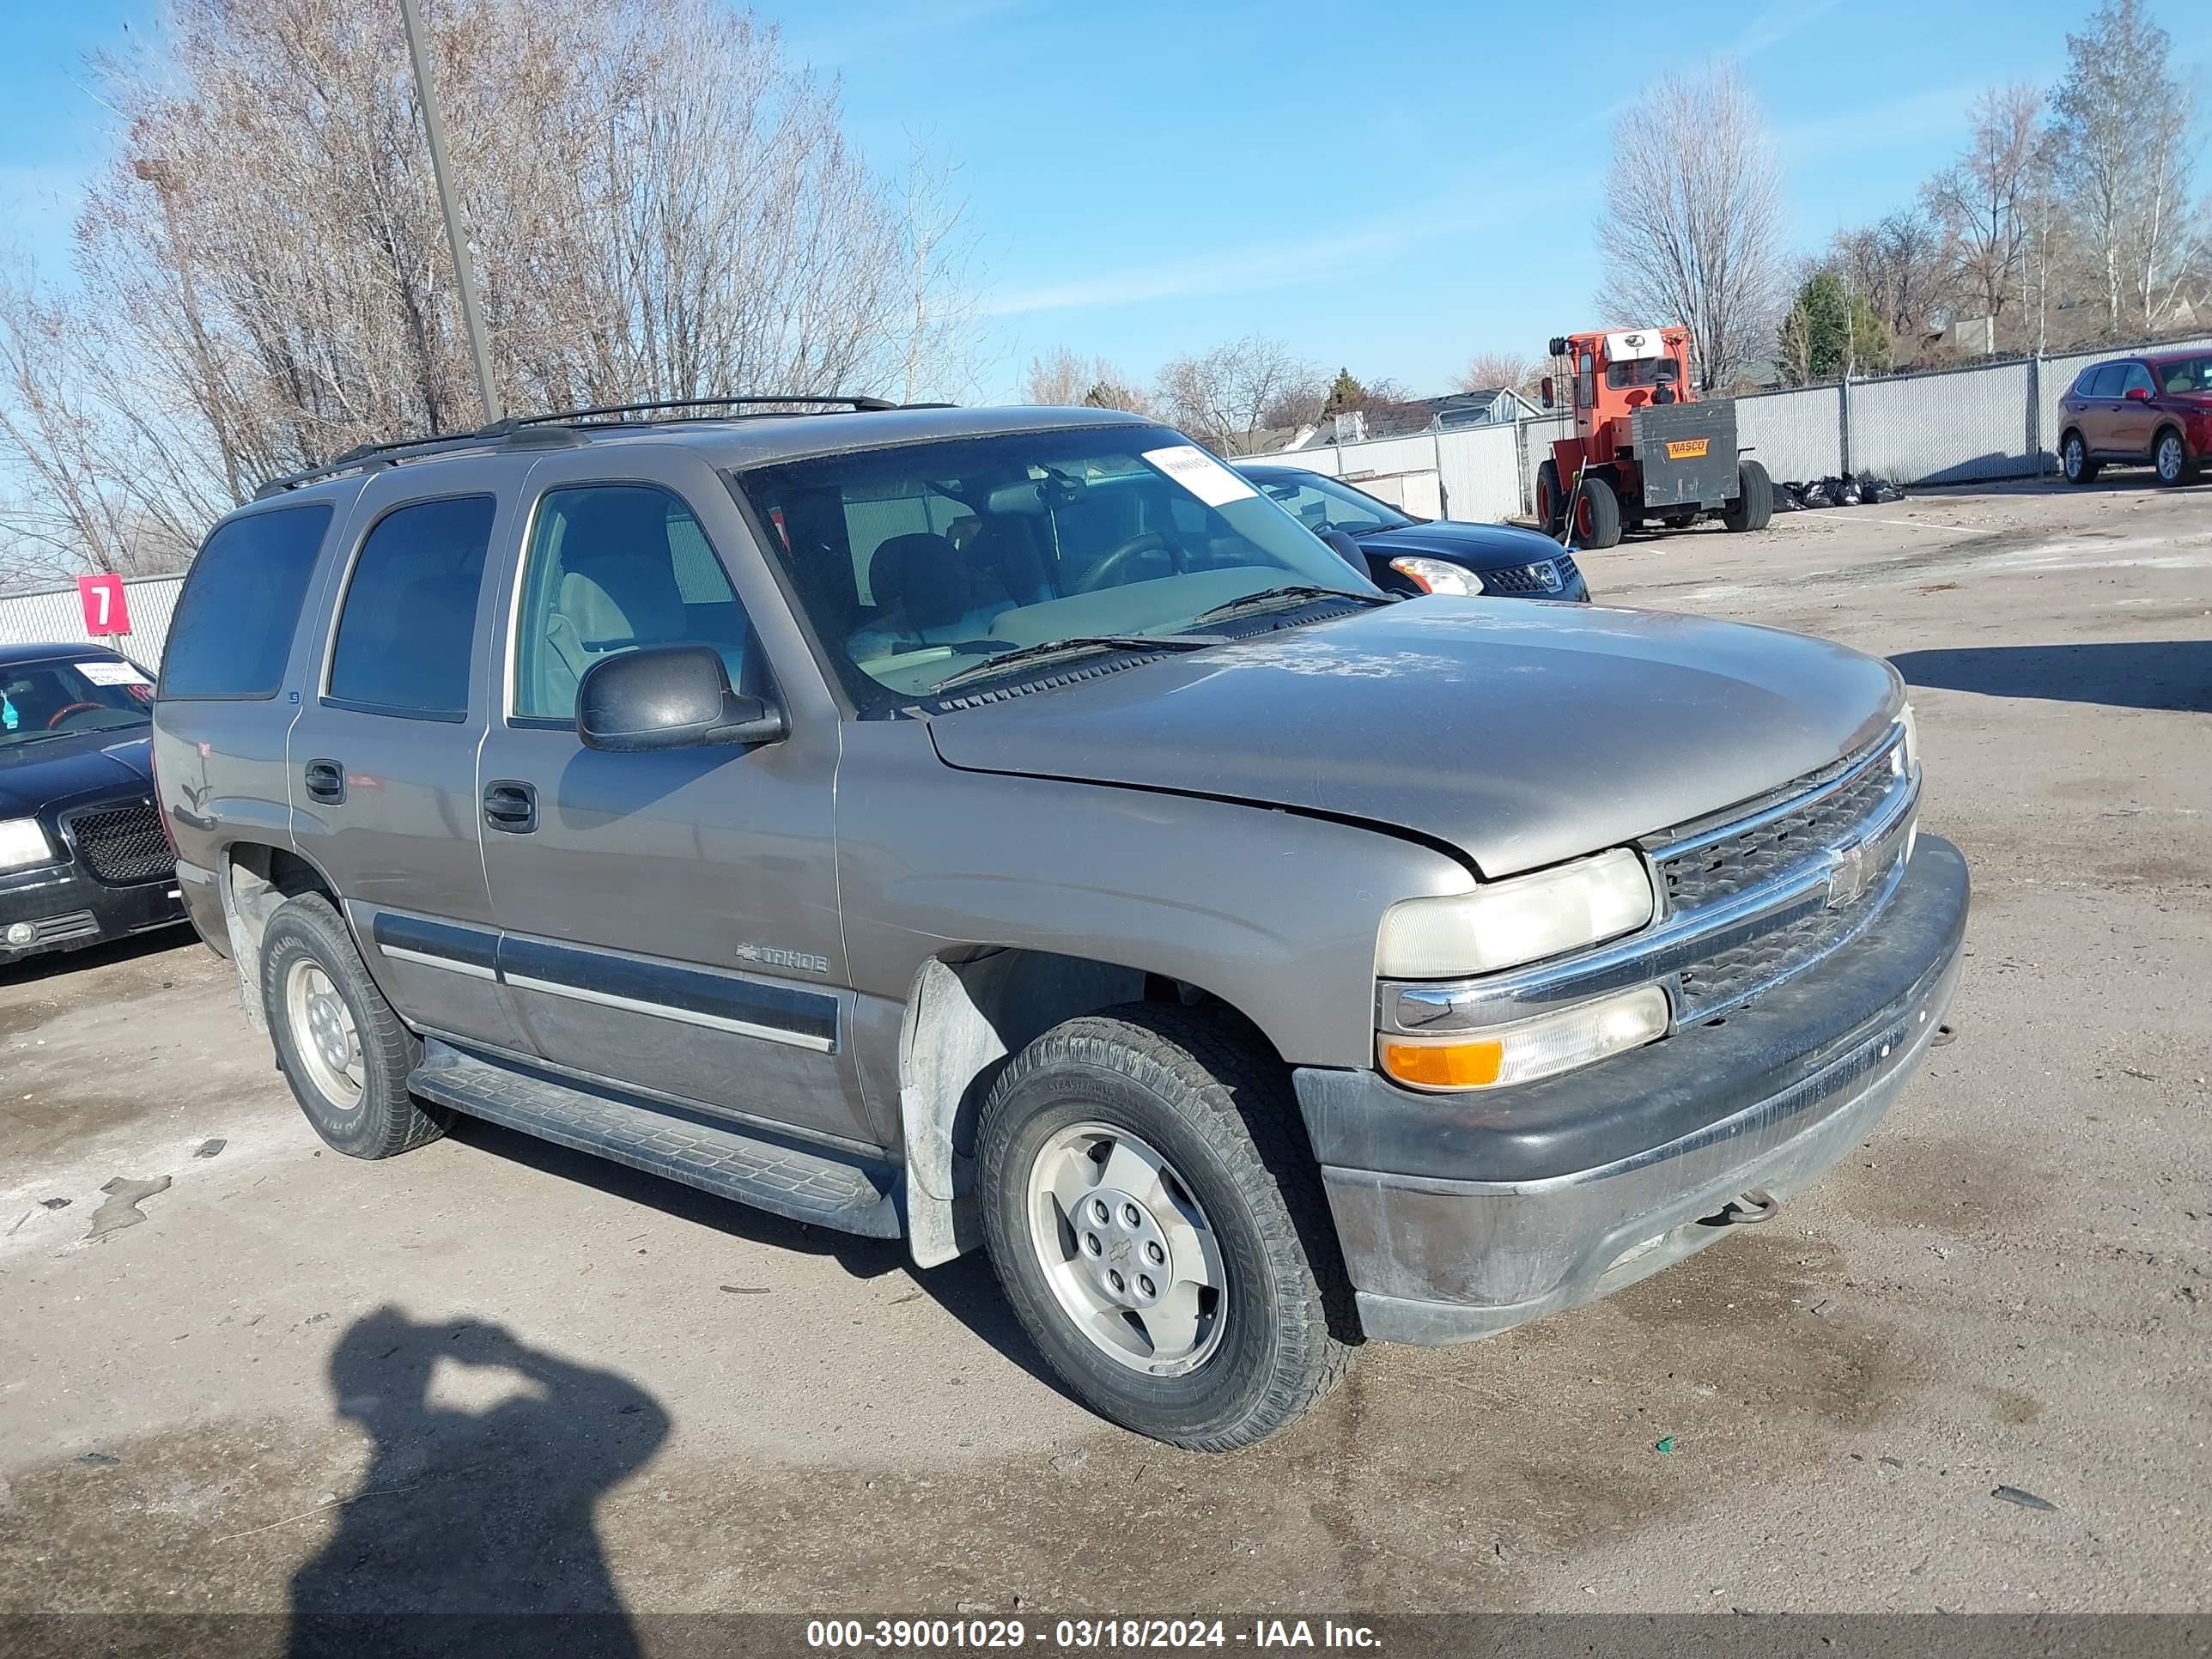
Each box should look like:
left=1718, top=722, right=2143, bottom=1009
left=1698, top=1188, right=1780, bottom=1227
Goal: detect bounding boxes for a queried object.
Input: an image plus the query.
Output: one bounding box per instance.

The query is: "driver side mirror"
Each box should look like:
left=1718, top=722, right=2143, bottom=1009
left=1319, top=528, right=1368, bottom=572
left=576, top=644, right=787, bottom=753
left=1540, top=375, right=1555, bottom=410
left=2125, top=385, right=2151, bottom=401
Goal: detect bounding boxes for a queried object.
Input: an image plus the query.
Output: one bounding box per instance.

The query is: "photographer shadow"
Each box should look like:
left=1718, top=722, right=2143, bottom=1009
left=287, top=1307, right=667, bottom=1658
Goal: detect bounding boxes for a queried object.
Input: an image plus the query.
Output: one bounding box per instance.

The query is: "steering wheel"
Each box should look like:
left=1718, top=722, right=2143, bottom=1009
left=1072, top=532, right=1184, bottom=595
left=46, top=702, right=103, bottom=730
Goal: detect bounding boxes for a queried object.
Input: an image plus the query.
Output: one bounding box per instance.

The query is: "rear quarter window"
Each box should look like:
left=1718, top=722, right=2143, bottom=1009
left=157, top=502, right=336, bottom=701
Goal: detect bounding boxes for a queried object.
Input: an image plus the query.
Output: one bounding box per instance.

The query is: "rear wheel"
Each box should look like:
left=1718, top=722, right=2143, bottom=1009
left=977, top=1006, right=1352, bottom=1451
left=1571, top=473, right=1623, bottom=550
left=2154, top=427, right=2198, bottom=486
left=2061, top=432, right=2100, bottom=484
left=260, top=893, right=441, bottom=1159
left=1722, top=459, right=1773, bottom=532
left=1535, top=459, right=1565, bottom=537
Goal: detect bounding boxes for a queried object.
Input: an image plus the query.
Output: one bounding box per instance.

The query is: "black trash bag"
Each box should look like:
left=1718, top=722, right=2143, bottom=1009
left=1837, top=475, right=1863, bottom=506
left=1860, top=473, right=1905, bottom=504
left=1799, top=477, right=1833, bottom=507
left=1771, top=482, right=1802, bottom=512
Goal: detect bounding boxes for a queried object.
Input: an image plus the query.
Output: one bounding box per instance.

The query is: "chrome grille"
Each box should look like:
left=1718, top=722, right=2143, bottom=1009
left=1480, top=554, right=1577, bottom=595
left=1659, top=746, right=1901, bottom=912
left=65, top=801, right=174, bottom=886
left=1650, top=731, right=1915, bottom=1019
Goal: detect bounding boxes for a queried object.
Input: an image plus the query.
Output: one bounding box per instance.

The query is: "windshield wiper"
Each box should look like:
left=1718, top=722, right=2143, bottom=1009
left=931, top=634, right=1215, bottom=696
left=1188, top=584, right=1394, bottom=627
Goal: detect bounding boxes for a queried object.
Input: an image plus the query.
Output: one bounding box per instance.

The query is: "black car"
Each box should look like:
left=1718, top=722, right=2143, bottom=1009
left=0, top=641, right=186, bottom=964
left=1239, top=464, right=1591, bottom=601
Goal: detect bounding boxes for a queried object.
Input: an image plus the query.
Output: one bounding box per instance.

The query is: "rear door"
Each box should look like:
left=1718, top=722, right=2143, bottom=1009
left=289, top=459, right=530, bottom=1053
left=474, top=445, right=872, bottom=1148
left=2079, top=363, right=2125, bottom=454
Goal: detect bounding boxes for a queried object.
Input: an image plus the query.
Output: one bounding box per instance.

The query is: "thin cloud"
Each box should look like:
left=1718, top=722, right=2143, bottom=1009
left=986, top=177, right=1559, bottom=317
left=1728, top=0, right=1849, bottom=60
left=1774, top=83, right=1978, bottom=160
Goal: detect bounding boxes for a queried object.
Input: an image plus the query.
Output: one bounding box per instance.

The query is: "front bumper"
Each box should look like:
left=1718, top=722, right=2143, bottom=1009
left=0, top=858, right=187, bottom=963
left=1294, top=835, right=1968, bottom=1345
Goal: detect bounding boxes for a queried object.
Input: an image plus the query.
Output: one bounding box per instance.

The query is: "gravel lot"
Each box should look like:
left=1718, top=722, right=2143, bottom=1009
left=2, top=479, right=2207, bottom=1639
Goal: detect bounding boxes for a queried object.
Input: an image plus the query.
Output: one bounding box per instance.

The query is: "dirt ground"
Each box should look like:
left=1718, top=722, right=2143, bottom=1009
left=2, top=477, right=2207, bottom=1641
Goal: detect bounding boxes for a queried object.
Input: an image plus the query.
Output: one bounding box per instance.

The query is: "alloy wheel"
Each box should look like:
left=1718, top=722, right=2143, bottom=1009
left=1025, top=1121, right=1227, bottom=1376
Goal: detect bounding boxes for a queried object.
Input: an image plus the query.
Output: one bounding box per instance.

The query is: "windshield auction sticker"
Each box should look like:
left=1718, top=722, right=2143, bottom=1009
left=76, top=660, right=152, bottom=686
left=1142, top=445, right=1257, bottom=508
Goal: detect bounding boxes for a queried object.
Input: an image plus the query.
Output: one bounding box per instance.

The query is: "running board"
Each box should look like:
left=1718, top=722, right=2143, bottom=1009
left=409, top=1040, right=902, bottom=1237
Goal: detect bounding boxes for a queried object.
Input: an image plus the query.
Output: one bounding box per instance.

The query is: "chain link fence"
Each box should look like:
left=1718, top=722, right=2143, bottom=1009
left=0, top=576, right=184, bottom=667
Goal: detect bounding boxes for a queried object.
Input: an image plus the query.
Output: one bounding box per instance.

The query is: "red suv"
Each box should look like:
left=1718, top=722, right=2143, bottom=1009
left=2057, top=351, right=2212, bottom=487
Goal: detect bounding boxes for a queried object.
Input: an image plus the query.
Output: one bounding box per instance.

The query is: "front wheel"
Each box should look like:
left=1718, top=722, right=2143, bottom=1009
left=976, top=1006, right=1353, bottom=1450
left=2154, top=428, right=2199, bottom=486
left=1570, top=473, right=1623, bottom=550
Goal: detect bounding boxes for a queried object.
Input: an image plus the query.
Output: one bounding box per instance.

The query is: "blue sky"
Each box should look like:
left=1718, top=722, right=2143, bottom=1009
left=4, top=0, right=2208, bottom=400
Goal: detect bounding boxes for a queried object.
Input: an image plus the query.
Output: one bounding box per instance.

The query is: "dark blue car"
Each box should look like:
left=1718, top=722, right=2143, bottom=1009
left=1240, top=463, right=1591, bottom=602
left=0, top=641, right=185, bottom=964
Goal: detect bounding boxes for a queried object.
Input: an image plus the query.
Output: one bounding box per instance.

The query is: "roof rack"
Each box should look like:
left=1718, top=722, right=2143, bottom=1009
left=483, top=393, right=897, bottom=430
left=251, top=392, right=903, bottom=497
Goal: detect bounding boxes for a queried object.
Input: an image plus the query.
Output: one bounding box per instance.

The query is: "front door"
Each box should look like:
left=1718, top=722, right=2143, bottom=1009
left=289, top=463, right=529, bottom=1053
left=475, top=453, right=872, bottom=1148
left=2112, top=361, right=2158, bottom=456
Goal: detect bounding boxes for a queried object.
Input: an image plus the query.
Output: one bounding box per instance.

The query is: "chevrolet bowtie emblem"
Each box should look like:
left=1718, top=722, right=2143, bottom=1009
left=1826, top=841, right=1870, bottom=909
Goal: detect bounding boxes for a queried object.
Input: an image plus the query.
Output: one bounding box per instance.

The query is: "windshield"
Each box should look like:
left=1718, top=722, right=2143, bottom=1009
left=732, top=423, right=1378, bottom=708
left=0, top=656, right=154, bottom=747
left=2158, top=356, right=2212, bottom=394
left=1247, top=468, right=1417, bottom=532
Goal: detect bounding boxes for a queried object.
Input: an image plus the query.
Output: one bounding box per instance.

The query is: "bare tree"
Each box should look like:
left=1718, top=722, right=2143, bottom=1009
left=1832, top=211, right=1956, bottom=360
left=1923, top=87, right=2046, bottom=331
left=1595, top=64, right=1787, bottom=392
left=2050, top=0, right=2198, bottom=335
left=1021, top=346, right=1149, bottom=413
left=1455, top=352, right=1541, bottom=396
left=0, top=0, right=984, bottom=574
left=1153, top=336, right=1321, bottom=453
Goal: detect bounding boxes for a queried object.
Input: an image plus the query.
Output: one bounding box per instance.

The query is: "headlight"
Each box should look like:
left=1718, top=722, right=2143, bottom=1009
left=1380, top=984, right=1669, bottom=1091
left=1897, top=702, right=1918, bottom=775
left=1387, top=555, right=1483, bottom=596
left=0, top=817, right=57, bottom=872
left=1376, top=848, right=1655, bottom=978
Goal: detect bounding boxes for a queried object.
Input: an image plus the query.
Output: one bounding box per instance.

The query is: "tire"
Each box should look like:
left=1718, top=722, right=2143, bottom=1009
left=976, top=1005, right=1353, bottom=1451
left=1722, top=458, right=1774, bottom=532
left=260, top=892, right=441, bottom=1159
left=1534, top=459, right=1565, bottom=537
left=2153, top=426, right=2199, bottom=486
left=1571, top=472, right=1622, bottom=550
left=2061, top=431, right=2100, bottom=484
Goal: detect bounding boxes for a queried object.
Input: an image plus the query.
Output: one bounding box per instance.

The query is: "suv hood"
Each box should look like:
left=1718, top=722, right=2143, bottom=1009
left=925, top=602, right=1900, bottom=878
left=0, top=729, right=155, bottom=819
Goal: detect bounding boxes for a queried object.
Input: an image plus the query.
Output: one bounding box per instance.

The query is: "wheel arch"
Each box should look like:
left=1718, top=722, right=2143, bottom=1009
left=893, top=945, right=1288, bottom=1269
left=218, top=839, right=343, bottom=1033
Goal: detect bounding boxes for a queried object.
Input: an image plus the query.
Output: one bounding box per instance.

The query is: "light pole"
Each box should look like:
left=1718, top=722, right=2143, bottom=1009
left=398, top=0, right=502, bottom=426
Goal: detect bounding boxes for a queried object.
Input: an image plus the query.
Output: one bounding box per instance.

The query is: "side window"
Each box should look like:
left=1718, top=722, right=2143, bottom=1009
left=326, top=495, right=495, bottom=720
left=2119, top=362, right=2155, bottom=397
left=2087, top=364, right=2124, bottom=398
left=514, top=484, right=751, bottom=723
left=1577, top=353, right=1596, bottom=408
left=158, top=503, right=334, bottom=701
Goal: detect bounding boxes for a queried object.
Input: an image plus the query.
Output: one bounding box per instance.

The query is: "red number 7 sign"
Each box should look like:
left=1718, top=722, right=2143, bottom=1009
left=76, top=574, right=131, bottom=636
